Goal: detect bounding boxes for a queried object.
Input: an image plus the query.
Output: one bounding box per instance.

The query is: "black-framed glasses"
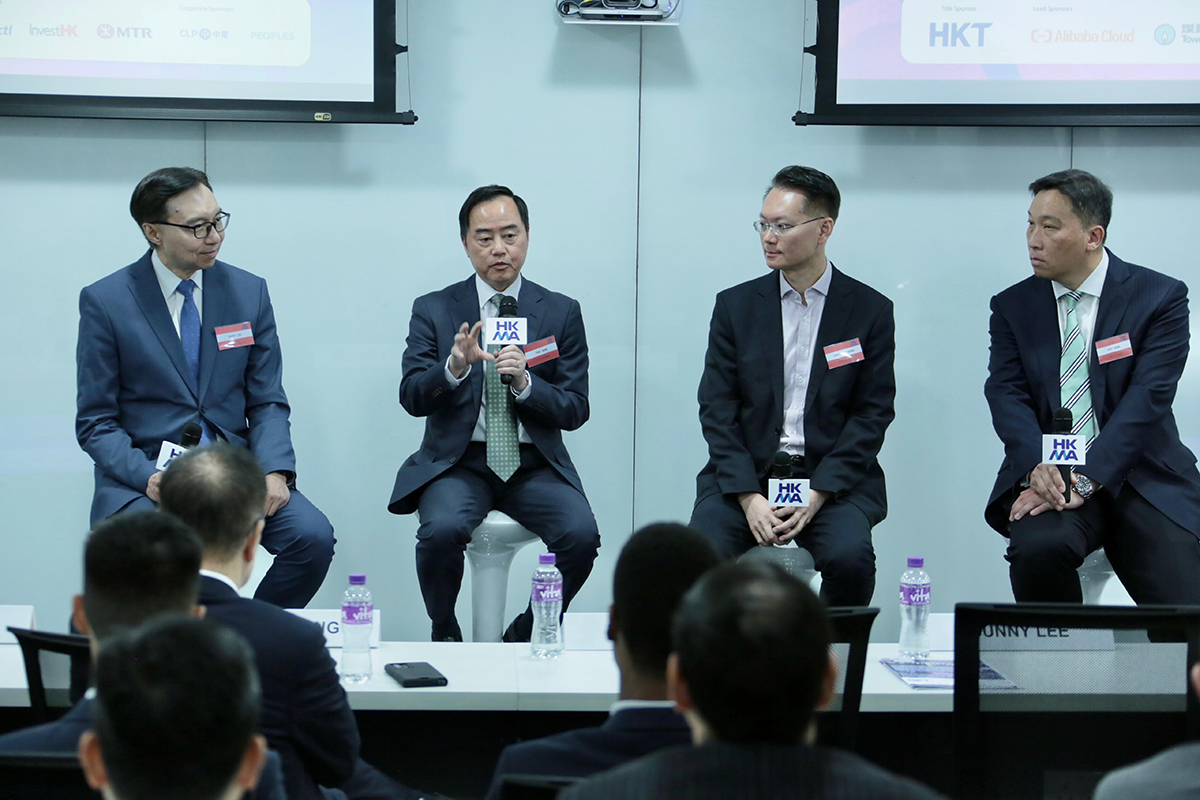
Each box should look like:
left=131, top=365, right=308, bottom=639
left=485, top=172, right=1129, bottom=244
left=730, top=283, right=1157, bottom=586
left=153, top=211, right=230, bottom=239
left=753, top=216, right=828, bottom=237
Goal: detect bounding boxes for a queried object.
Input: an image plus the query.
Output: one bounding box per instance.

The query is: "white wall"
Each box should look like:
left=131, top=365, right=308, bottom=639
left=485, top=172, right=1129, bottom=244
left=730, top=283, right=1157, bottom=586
left=0, top=0, right=1196, bottom=641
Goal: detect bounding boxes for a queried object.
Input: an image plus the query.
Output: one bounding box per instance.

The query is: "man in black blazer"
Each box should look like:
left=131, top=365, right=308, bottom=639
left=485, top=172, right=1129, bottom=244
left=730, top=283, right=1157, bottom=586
left=160, top=443, right=428, bottom=800
left=690, top=166, right=895, bottom=607
left=0, top=510, right=285, bottom=799
left=560, top=561, right=945, bottom=800
left=483, top=523, right=719, bottom=799
left=389, top=185, right=600, bottom=642
left=985, top=169, right=1200, bottom=603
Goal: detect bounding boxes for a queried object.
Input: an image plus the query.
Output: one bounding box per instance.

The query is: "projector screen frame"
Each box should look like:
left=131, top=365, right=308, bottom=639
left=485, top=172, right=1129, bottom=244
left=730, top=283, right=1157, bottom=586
left=0, top=0, right=416, bottom=125
left=795, top=0, right=1200, bottom=128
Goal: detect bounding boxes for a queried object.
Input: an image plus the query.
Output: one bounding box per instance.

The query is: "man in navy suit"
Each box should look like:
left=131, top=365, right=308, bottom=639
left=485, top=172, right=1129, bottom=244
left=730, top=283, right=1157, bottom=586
left=0, top=509, right=286, bottom=799
left=76, top=166, right=334, bottom=609
left=690, top=166, right=895, bottom=607
left=160, top=443, right=428, bottom=800
left=389, top=185, right=601, bottom=642
left=483, top=523, right=720, bottom=798
left=985, top=169, right=1200, bottom=603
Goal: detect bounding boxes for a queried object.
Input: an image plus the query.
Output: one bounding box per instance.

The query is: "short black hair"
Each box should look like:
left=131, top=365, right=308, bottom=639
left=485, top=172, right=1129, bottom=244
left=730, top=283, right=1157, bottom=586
left=1029, top=169, right=1113, bottom=243
left=673, top=560, right=831, bottom=745
left=612, top=523, right=719, bottom=677
left=93, top=615, right=261, bottom=800
left=768, top=166, right=841, bottom=221
left=458, top=185, right=529, bottom=238
left=130, top=167, right=212, bottom=229
left=82, top=510, right=203, bottom=642
left=159, top=443, right=267, bottom=560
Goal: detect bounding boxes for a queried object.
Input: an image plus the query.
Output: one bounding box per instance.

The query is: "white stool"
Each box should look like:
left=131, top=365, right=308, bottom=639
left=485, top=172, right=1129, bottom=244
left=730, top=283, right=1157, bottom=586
left=465, top=511, right=540, bottom=642
left=1078, top=548, right=1116, bottom=605
left=740, top=542, right=822, bottom=594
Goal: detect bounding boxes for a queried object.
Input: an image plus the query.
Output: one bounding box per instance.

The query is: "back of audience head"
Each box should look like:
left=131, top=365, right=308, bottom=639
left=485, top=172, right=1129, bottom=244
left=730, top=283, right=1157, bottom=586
left=610, top=522, right=720, bottom=685
left=159, top=443, right=266, bottom=575
left=75, top=509, right=203, bottom=646
left=669, top=560, right=834, bottom=745
left=79, top=615, right=266, bottom=800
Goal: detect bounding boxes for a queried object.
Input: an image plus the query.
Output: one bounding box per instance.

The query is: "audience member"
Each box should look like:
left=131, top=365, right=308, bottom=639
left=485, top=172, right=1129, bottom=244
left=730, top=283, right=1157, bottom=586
left=483, top=523, right=720, bottom=798
left=78, top=615, right=268, bottom=800
left=160, top=442, right=431, bottom=800
left=560, top=560, right=946, bottom=800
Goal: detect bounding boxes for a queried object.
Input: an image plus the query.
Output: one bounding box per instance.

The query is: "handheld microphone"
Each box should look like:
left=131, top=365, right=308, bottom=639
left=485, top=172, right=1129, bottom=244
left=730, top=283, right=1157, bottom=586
left=1052, top=408, right=1073, bottom=503
left=497, top=295, right=519, bottom=386
left=181, top=422, right=203, bottom=449
left=771, top=451, right=793, bottom=480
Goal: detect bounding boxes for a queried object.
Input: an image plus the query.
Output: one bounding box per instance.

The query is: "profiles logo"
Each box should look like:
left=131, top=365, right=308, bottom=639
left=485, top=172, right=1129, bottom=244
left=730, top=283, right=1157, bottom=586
left=97, top=24, right=115, bottom=39
left=250, top=31, right=296, bottom=41
left=1031, top=29, right=1052, bottom=43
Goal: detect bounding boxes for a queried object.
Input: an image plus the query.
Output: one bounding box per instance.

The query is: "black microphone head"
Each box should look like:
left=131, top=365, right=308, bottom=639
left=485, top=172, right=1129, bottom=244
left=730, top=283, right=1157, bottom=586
left=498, top=295, right=518, bottom=317
left=1052, top=408, right=1074, bottom=435
left=771, top=451, right=792, bottom=479
left=181, top=422, right=203, bottom=448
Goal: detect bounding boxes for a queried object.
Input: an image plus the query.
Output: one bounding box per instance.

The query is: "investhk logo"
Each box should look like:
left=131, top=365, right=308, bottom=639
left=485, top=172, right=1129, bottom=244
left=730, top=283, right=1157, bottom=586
left=29, top=24, right=79, bottom=37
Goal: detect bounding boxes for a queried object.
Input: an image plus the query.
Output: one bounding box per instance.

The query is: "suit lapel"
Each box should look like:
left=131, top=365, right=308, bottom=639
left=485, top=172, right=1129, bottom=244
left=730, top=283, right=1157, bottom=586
left=127, top=253, right=197, bottom=399
left=197, top=264, right=229, bottom=402
left=520, top=279, right=545, bottom=344
left=451, top=277, right=484, bottom=403
left=804, top=265, right=849, bottom=412
left=755, top=274, right=785, bottom=419
left=1028, top=280, right=1061, bottom=416
left=1089, top=251, right=1132, bottom=418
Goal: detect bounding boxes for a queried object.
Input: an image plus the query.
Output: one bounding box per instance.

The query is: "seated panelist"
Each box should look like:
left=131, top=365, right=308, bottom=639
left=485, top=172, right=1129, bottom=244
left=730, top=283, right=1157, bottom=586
left=74, top=166, right=334, bottom=609
left=689, top=166, right=896, bottom=607
left=388, top=185, right=601, bottom=642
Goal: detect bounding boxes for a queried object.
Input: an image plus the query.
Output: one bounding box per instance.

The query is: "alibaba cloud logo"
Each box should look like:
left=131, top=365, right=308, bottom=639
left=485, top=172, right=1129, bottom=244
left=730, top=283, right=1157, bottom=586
left=1031, top=29, right=1052, bottom=43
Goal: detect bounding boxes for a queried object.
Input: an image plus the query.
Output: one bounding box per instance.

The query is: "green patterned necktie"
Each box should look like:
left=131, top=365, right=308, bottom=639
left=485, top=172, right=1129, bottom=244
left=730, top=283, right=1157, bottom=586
left=485, top=293, right=520, bottom=481
left=1060, top=291, right=1097, bottom=449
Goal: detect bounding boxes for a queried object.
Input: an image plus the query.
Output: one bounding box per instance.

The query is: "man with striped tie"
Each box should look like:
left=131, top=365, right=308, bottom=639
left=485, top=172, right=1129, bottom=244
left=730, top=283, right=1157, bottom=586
left=985, top=169, right=1200, bottom=603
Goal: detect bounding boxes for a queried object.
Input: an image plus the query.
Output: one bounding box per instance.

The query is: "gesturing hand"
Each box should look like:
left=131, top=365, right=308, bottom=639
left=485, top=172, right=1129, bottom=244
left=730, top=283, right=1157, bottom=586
left=448, top=321, right=492, bottom=378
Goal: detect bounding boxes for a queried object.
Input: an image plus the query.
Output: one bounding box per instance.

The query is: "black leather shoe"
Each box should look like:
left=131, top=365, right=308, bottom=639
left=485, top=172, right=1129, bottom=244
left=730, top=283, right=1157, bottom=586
left=431, top=620, right=462, bottom=642
left=501, top=613, right=532, bottom=643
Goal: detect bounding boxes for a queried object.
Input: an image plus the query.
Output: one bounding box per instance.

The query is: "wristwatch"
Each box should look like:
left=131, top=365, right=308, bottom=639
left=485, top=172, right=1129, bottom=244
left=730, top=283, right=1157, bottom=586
left=1074, top=473, right=1096, bottom=501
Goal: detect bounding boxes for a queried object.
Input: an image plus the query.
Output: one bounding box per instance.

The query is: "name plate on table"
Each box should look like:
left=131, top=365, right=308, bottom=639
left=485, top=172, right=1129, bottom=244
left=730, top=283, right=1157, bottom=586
left=768, top=478, right=810, bottom=508
left=0, top=606, right=35, bottom=644
left=980, top=624, right=1114, bottom=651
left=287, top=609, right=381, bottom=649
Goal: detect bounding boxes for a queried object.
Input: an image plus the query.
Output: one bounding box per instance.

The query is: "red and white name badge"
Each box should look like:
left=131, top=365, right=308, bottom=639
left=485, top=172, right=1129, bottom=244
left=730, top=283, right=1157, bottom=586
left=823, top=338, right=865, bottom=369
left=1096, top=334, right=1132, bottom=365
left=215, top=322, right=254, bottom=350
left=525, top=336, right=559, bottom=367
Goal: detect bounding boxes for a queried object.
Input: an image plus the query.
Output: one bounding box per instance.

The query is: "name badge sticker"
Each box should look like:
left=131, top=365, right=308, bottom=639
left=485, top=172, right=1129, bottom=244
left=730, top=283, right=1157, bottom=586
left=768, top=478, right=810, bottom=508
left=1042, top=434, right=1087, bottom=466
left=215, top=322, right=254, bottom=350
left=525, top=336, right=560, bottom=367
left=484, top=317, right=528, bottom=347
left=824, top=338, right=865, bottom=369
left=1096, top=333, right=1133, bottom=365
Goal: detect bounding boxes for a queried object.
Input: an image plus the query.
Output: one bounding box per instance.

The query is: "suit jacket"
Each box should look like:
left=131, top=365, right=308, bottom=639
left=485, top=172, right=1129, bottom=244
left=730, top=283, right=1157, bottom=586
left=558, top=741, right=947, bottom=800
left=695, top=267, right=896, bottom=525
left=1092, top=740, right=1200, bottom=800
left=76, top=250, right=295, bottom=524
left=388, top=276, right=590, bottom=514
left=984, top=250, right=1200, bottom=535
left=483, top=705, right=691, bottom=800
left=199, top=576, right=360, bottom=800
left=0, top=697, right=287, bottom=800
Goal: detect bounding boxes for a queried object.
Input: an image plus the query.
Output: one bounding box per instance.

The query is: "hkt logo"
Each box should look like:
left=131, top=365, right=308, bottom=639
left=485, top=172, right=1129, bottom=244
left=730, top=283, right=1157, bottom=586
left=1031, top=29, right=1052, bottom=43
left=29, top=24, right=79, bottom=38
left=98, top=24, right=152, bottom=40
left=929, top=21, right=993, bottom=47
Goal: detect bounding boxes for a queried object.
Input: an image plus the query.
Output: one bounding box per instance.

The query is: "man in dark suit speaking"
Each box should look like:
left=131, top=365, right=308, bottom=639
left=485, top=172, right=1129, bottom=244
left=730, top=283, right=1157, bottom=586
left=689, top=166, right=895, bottom=607
left=389, top=185, right=600, bottom=642
left=985, top=169, right=1200, bottom=603
left=75, top=167, right=334, bottom=609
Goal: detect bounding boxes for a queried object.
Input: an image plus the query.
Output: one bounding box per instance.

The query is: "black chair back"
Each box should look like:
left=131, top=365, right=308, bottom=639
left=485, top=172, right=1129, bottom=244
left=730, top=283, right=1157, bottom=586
left=0, top=751, right=96, bottom=799
left=7, top=627, right=90, bottom=722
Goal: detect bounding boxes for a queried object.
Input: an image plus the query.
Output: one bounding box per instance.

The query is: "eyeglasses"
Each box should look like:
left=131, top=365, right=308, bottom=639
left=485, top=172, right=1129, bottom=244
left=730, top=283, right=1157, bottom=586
left=753, top=216, right=828, bottom=237
left=152, top=211, right=231, bottom=239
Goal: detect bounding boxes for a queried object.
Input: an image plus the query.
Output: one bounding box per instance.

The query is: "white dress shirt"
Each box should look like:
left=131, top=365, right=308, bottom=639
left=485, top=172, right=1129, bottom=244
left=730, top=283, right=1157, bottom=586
left=444, top=274, right=533, bottom=444
left=199, top=568, right=241, bottom=593
left=1052, top=249, right=1109, bottom=354
left=151, top=250, right=204, bottom=338
left=778, top=265, right=832, bottom=456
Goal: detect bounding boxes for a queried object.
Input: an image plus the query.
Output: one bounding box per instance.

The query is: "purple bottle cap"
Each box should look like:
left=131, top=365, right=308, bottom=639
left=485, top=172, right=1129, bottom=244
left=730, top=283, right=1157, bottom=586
left=539, top=553, right=556, bottom=565
left=907, top=557, right=924, bottom=569
left=349, top=573, right=366, bottom=585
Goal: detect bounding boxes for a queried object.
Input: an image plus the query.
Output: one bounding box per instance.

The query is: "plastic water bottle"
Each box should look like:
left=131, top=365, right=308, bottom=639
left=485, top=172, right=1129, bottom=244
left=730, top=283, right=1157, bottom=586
left=530, top=553, right=564, bottom=659
left=898, top=557, right=931, bottom=660
left=340, top=573, right=373, bottom=683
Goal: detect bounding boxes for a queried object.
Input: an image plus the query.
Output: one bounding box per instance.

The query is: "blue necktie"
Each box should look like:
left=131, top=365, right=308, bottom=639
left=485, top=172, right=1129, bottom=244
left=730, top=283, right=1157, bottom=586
left=177, top=280, right=211, bottom=445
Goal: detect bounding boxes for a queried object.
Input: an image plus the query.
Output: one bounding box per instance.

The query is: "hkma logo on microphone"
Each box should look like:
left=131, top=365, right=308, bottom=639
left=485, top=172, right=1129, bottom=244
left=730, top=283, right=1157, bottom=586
left=768, top=478, right=810, bottom=508
left=484, top=317, right=528, bottom=346
left=1042, top=434, right=1086, bottom=466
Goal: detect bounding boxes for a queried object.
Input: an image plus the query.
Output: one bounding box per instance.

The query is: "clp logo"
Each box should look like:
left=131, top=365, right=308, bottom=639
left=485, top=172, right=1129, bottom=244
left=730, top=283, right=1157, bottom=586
left=1031, top=29, right=1052, bottom=43
left=97, top=24, right=115, bottom=39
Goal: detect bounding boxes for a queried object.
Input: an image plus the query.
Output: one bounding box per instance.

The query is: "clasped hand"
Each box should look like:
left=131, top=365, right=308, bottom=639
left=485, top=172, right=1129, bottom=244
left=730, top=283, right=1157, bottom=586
left=1008, top=463, right=1084, bottom=521
left=739, top=489, right=828, bottom=546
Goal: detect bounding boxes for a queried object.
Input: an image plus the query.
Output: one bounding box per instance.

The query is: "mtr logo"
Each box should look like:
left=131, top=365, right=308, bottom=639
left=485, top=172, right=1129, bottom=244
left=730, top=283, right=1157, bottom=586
left=97, top=24, right=152, bottom=40
left=929, top=21, right=993, bottom=47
